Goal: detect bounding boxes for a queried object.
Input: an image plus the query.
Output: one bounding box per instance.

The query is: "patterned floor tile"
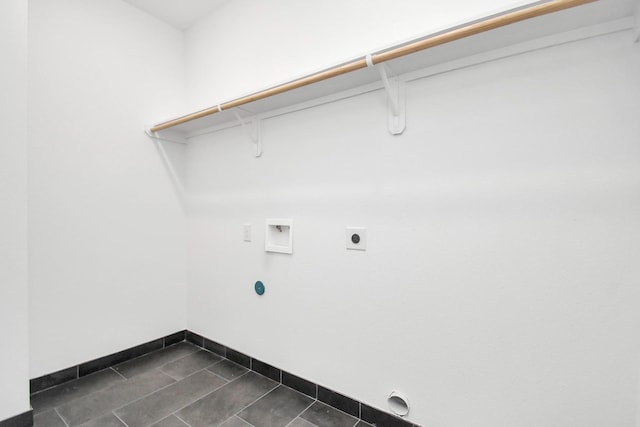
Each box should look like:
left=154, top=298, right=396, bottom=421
left=238, top=385, right=314, bottom=427
left=115, top=370, right=226, bottom=427
left=177, top=371, right=277, bottom=427
left=160, top=350, right=223, bottom=380
left=31, top=369, right=124, bottom=414
left=300, top=401, right=358, bottom=427
left=57, top=369, right=175, bottom=426
left=113, top=342, right=199, bottom=378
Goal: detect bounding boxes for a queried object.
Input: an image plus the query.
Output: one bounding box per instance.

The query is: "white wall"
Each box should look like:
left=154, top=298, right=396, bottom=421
left=185, top=19, right=640, bottom=427
left=28, top=0, right=188, bottom=378
left=184, top=0, right=535, bottom=110
left=0, top=0, right=31, bottom=420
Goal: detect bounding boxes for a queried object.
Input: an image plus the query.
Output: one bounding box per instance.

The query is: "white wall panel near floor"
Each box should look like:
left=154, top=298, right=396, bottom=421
left=0, top=0, right=30, bottom=420
left=28, top=0, right=188, bottom=378
left=185, top=28, right=640, bottom=427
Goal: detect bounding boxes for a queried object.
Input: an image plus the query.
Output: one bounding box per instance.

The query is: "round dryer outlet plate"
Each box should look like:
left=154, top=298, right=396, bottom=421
left=346, top=227, right=367, bottom=250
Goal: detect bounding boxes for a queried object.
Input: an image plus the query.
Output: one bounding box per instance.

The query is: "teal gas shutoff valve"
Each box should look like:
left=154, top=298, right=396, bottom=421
left=254, top=281, right=265, bottom=295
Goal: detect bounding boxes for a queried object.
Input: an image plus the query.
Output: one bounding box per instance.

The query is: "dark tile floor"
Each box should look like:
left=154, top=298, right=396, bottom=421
left=31, top=342, right=373, bottom=427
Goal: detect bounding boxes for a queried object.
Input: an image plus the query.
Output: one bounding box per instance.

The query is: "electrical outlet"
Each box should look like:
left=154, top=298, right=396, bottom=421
left=346, top=227, right=366, bottom=250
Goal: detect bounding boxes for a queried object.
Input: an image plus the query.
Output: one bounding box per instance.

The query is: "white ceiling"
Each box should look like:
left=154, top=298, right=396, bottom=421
left=122, top=0, right=229, bottom=30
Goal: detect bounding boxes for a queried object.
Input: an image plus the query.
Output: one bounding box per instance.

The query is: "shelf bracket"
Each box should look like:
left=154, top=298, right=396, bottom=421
left=367, top=55, right=406, bottom=135
left=231, top=108, right=262, bottom=157
left=144, top=127, right=186, bottom=206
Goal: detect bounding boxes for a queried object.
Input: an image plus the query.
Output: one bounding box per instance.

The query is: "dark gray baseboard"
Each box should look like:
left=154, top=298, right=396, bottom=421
left=0, top=410, right=33, bottom=427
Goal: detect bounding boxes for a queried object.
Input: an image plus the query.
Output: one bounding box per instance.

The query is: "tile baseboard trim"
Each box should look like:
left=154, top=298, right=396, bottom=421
left=0, top=410, right=33, bottom=427
left=29, top=330, right=186, bottom=394
left=30, top=329, right=420, bottom=426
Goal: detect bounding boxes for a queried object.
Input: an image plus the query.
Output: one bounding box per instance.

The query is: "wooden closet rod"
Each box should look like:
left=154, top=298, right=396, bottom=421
left=150, top=0, right=595, bottom=133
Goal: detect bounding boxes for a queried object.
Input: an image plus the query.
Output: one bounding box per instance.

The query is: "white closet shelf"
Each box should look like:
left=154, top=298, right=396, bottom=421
left=147, top=0, right=636, bottom=137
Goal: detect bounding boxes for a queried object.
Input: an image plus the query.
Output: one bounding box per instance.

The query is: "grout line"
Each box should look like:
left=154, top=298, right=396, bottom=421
left=112, top=411, right=131, bottom=427
left=109, top=373, right=180, bottom=414
left=51, top=369, right=170, bottom=426
left=312, top=397, right=361, bottom=424
left=163, top=371, right=230, bottom=412
left=221, top=369, right=250, bottom=383
left=206, top=357, right=224, bottom=370
left=120, top=343, right=199, bottom=378
left=279, top=382, right=316, bottom=399
left=202, top=368, right=229, bottom=384
left=205, top=341, right=367, bottom=425
left=37, top=368, right=128, bottom=418
left=284, top=399, right=317, bottom=427
left=158, top=365, right=182, bottom=382
left=157, top=350, right=196, bottom=370
left=236, top=415, right=259, bottom=427
left=112, top=347, right=165, bottom=372
left=111, top=367, right=127, bottom=380
left=54, top=408, right=71, bottom=427
left=230, top=381, right=280, bottom=420
left=31, top=378, right=73, bottom=396
left=174, top=412, right=194, bottom=427
left=157, top=349, right=223, bottom=381
left=163, top=385, right=226, bottom=425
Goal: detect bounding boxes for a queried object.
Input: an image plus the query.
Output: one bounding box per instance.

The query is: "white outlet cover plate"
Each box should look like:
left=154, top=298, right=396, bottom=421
left=346, top=227, right=367, bottom=250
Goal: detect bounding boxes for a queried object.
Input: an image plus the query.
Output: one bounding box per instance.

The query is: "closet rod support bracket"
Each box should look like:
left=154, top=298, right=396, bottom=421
left=368, top=56, right=405, bottom=135
left=232, top=109, right=262, bottom=157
